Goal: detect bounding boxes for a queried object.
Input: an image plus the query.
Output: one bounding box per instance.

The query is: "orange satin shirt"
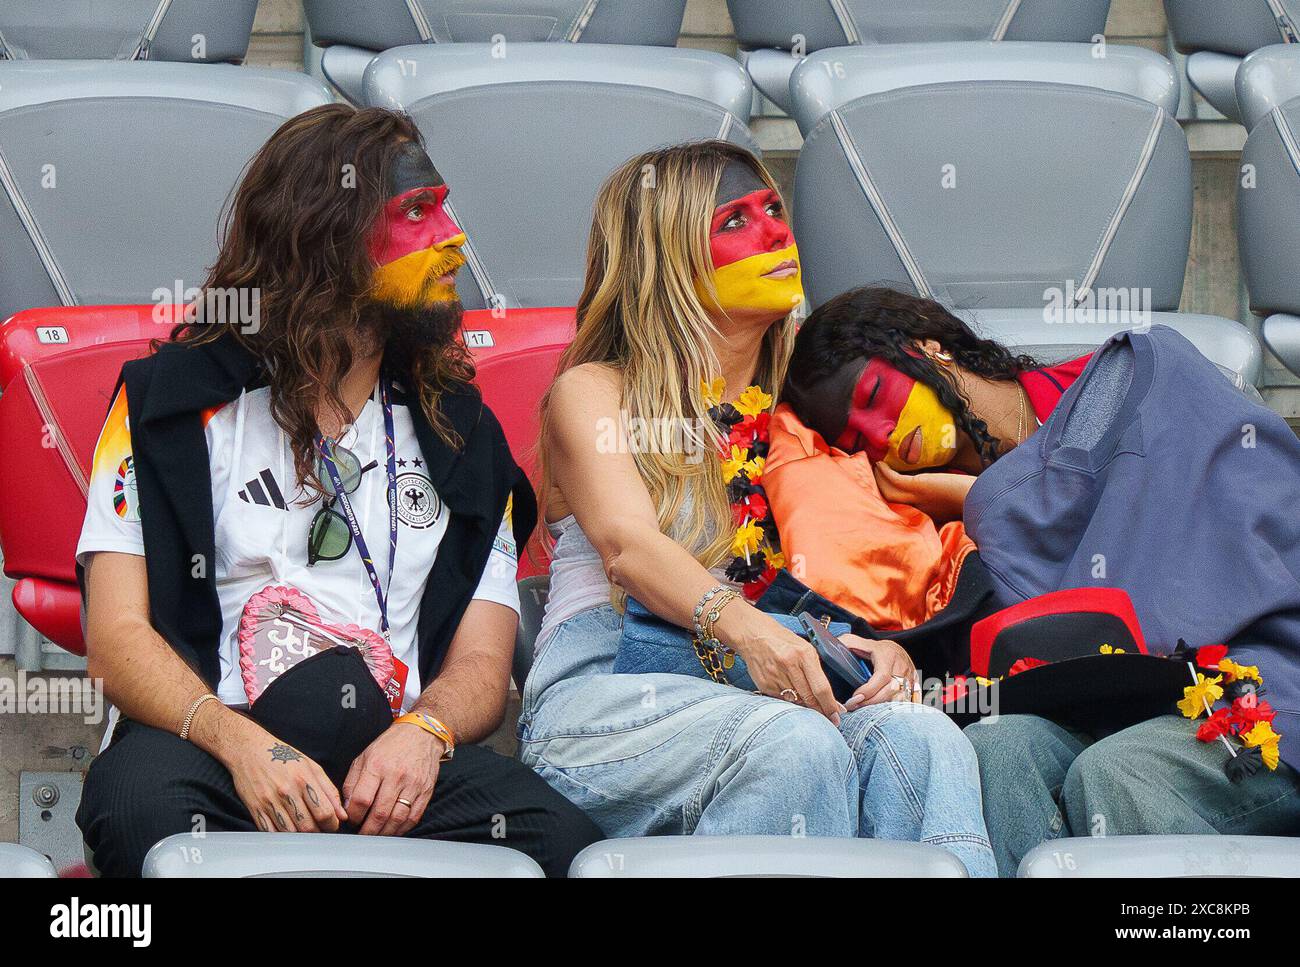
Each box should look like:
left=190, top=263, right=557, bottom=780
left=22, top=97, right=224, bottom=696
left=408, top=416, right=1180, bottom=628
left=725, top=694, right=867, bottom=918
left=763, top=404, right=975, bottom=631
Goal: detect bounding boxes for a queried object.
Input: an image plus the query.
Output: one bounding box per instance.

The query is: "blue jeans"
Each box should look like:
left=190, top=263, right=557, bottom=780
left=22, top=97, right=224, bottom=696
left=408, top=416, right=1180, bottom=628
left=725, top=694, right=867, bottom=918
left=966, top=713, right=1300, bottom=876
left=519, top=605, right=996, bottom=876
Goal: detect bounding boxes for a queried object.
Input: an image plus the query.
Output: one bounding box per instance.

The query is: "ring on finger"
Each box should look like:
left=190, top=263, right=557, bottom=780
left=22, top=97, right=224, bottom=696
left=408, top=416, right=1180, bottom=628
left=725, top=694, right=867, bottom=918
left=779, top=687, right=800, bottom=704
left=396, top=797, right=413, bottom=808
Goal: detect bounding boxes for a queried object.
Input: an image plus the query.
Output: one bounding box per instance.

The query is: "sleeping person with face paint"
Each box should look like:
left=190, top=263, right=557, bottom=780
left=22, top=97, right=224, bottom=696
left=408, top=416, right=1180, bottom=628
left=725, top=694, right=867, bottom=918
left=766, top=286, right=1089, bottom=637
left=525, top=143, right=995, bottom=875
left=779, top=285, right=1300, bottom=875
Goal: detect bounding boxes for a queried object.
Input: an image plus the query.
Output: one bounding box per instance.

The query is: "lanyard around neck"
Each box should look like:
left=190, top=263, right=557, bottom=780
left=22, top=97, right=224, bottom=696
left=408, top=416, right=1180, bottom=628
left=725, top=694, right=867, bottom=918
left=315, top=379, right=399, bottom=642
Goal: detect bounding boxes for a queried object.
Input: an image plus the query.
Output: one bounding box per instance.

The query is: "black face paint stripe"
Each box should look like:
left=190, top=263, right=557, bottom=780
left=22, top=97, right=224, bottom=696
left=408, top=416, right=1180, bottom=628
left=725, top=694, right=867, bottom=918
left=785, top=356, right=867, bottom=444
left=390, top=143, right=444, bottom=196
left=715, top=158, right=768, bottom=208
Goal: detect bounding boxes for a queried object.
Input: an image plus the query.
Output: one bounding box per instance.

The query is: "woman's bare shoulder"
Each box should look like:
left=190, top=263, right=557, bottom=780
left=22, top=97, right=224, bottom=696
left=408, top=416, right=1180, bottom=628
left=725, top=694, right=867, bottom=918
left=550, top=362, right=622, bottom=408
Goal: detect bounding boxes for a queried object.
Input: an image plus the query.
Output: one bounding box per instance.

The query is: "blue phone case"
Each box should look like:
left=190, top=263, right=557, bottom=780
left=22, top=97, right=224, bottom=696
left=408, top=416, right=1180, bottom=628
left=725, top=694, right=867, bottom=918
left=798, top=611, right=872, bottom=701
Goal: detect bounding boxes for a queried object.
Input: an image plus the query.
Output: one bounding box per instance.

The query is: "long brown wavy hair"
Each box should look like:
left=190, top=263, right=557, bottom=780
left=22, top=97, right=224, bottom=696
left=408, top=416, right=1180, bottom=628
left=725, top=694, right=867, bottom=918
left=170, top=103, right=474, bottom=495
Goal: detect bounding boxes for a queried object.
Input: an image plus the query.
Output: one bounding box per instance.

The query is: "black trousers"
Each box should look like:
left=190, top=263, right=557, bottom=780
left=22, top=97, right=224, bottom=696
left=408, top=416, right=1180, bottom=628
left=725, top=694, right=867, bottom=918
left=77, top=718, right=603, bottom=878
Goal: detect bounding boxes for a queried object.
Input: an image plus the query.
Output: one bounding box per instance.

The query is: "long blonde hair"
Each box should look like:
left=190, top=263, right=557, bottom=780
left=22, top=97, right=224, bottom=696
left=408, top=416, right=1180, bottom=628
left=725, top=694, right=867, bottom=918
left=539, top=140, right=797, bottom=581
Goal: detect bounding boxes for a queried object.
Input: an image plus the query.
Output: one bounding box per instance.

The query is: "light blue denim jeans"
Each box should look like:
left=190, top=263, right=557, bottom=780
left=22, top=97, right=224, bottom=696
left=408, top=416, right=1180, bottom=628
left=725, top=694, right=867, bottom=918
left=519, top=604, right=996, bottom=876
left=967, top=713, right=1300, bottom=876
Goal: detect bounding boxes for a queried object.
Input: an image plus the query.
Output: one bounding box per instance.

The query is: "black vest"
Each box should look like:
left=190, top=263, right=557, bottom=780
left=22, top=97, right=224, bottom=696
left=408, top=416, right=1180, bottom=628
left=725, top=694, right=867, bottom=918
left=78, top=335, right=536, bottom=690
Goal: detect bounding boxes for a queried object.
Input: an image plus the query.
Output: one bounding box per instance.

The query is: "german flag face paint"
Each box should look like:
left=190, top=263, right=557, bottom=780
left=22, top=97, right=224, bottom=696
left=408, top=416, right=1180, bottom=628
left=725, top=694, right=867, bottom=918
left=835, top=357, right=959, bottom=470
left=698, top=161, right=803, bottom=316
left=368, top=143, right=466, bottom=308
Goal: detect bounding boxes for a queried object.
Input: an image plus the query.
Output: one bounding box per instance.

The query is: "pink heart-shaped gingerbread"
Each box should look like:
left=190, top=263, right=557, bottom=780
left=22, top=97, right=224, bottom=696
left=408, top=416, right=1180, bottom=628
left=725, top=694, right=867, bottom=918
left=238, top=585, right=395, bottom=704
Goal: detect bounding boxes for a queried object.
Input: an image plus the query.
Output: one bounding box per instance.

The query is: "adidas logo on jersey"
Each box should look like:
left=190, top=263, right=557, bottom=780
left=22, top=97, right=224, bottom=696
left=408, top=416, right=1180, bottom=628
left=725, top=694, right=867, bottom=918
left=237, top=468, right=287, bottom=510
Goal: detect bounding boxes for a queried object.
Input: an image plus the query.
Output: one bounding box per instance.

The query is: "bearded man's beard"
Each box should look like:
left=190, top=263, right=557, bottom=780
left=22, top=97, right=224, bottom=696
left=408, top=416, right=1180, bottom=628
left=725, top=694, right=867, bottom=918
left=359, top=291, right=463, bottom=366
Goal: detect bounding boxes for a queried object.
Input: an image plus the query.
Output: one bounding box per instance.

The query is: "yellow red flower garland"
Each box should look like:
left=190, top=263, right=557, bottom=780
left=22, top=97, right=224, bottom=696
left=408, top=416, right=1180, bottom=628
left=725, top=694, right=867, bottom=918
left=1174, top=640, right=1282, bottom=781
left=702, top=378, right=784, bottom=600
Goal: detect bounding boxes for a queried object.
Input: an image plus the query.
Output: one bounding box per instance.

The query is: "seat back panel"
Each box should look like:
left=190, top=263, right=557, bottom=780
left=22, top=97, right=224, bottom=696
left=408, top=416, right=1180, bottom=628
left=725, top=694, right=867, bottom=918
left=795, top=80, right=1190, bottom=311
left=1165, top=0, right=1297, bottom=56
left=304, top=0, right=686, bottom=50
left=790, top=45, right=1189, bottom=312
left=727, top=0, right=1109, bottom=50
left=0, top=62, right=333, bottom=320
left=0, top=0, right=259, bottom=62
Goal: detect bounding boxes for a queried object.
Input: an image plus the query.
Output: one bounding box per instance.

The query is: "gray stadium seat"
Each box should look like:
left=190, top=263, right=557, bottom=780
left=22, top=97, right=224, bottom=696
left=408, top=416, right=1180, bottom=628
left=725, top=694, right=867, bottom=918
left=956, top=310, right=1262, bottom=390
left=0, top=843, right=58, bottom=877
left=789, top=41, right=1260, bottom=383
left=570, top=836, right=969, bottom=877
left=513, top=575, right=550, bottom=690
left=143, top=832, right=545, bottom=877
left=363, top=43, right=756, bottom=309
left=0, top=61, right=332, bottom=320
left=1165, top=0, right=1300, bottom=122
left=726, top=0, right=1111, bottom=114
left=0, top=0, right=259, bottom=63
left=1236, top=44, right=1300, bottom=377
left=1019, top=834, right=1300, bottom=877
left=304, top=0, right=687, bottom=104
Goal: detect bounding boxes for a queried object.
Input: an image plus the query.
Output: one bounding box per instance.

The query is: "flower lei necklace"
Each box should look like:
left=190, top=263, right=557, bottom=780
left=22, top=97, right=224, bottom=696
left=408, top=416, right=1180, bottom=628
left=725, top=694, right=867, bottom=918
left=701, top=377, right=784, bottom=600
left=1173, top=640, right=1283, bottom=782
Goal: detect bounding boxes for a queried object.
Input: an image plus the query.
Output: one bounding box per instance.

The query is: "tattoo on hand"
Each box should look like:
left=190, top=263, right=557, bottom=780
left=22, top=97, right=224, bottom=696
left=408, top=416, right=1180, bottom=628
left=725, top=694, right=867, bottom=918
left=305, top=785, right=320, bottom=808
left=273, top=809, right=289, bottom=831
left=269, top=743, right=303, bottom=763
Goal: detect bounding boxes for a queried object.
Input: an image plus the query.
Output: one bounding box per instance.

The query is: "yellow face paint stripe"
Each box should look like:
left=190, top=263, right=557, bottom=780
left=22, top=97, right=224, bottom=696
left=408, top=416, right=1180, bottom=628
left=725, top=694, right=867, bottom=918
left=371, top=243, right=464, bottom=306
left=885, top=380, right=958, bottom=470
left=704, top=243, right=803, bottom=314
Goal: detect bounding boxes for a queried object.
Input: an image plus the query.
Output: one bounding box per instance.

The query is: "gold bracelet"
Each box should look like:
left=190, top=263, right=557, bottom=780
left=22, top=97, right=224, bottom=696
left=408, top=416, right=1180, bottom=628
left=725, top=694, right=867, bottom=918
left=692, top=584, right=733, bottom=641
left=179, top=693, right=219, bottom=741
left=701, top=588, right=741, bottom=645
left=394, top=712, right=456, bottom=760
left=694, top=586, right=741, bottom=671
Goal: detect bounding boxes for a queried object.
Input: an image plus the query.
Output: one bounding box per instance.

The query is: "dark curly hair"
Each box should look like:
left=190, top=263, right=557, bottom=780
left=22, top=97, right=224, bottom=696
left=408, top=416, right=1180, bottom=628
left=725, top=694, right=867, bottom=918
left=784, top=287, right=1038, bottom=466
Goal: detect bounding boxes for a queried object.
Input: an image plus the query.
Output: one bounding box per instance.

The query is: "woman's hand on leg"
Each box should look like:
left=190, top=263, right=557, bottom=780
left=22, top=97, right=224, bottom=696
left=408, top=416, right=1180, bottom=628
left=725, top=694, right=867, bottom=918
left=731, top=612, right=845, bottom=724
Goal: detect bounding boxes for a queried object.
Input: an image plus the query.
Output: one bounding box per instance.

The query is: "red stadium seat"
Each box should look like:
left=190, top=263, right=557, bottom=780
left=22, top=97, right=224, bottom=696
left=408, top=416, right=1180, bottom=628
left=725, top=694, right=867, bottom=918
left=0, top=304, right=575, bottom=653
left=460, top=306, right=575, bottom=576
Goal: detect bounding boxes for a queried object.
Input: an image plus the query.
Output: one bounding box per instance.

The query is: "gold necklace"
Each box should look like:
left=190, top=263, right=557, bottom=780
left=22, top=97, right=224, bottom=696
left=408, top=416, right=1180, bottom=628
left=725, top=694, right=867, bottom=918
left=1016, top=386, right=1027, bottom=444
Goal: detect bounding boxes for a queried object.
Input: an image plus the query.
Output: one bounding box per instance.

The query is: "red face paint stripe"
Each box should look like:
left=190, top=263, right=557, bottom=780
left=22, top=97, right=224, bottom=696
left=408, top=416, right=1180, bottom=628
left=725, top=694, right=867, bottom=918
left=835, top=357, right=915, bottom=460
left=708, top=188, right=792, bottom=269
left=368, top=184, right=462, bottom=267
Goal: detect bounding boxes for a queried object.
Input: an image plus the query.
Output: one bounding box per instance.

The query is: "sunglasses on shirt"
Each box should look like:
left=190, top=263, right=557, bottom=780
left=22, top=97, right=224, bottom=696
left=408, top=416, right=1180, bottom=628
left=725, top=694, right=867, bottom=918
left=307, top=442, right=379, bottom=566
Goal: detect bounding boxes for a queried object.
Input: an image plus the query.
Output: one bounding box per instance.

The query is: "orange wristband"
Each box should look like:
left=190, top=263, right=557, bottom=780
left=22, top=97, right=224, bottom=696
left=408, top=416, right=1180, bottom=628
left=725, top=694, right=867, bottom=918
left=394, top=712, right=455, bottom=760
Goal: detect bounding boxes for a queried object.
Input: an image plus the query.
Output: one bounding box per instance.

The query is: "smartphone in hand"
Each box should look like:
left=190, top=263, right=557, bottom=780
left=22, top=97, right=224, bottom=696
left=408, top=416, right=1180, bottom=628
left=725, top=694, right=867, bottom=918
left=798, top=611, right=872, bottom=699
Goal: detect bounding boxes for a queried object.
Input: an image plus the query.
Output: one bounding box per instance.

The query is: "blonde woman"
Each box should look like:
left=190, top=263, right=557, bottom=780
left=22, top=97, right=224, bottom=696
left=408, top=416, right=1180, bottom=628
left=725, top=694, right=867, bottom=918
left=518, top=141, right=994, bottom=876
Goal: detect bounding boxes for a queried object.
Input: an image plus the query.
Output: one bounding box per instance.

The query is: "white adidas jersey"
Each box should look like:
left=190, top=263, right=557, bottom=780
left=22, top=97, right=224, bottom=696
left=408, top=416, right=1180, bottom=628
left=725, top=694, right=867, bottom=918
left=77, top=381, right=520, bottom=716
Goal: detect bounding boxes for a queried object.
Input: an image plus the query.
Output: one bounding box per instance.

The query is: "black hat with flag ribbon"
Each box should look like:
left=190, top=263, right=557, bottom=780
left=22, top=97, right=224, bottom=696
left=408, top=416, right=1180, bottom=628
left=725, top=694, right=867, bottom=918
left=940, top=587, right=1188, bottom=731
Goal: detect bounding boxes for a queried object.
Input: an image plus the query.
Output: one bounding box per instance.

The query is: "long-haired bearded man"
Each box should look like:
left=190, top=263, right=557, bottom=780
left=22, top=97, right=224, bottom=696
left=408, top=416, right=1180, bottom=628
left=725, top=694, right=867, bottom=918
left=74, top=104, right=601, bottom=877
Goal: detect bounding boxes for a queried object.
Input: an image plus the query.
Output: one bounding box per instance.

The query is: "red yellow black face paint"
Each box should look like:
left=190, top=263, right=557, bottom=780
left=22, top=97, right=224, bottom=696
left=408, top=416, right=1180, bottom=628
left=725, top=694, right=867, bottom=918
left=835, top=357, right=959, bottom=470
left=698, top=160, right=802, bottom=316
left=369, top=143, right=466, bottom=308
